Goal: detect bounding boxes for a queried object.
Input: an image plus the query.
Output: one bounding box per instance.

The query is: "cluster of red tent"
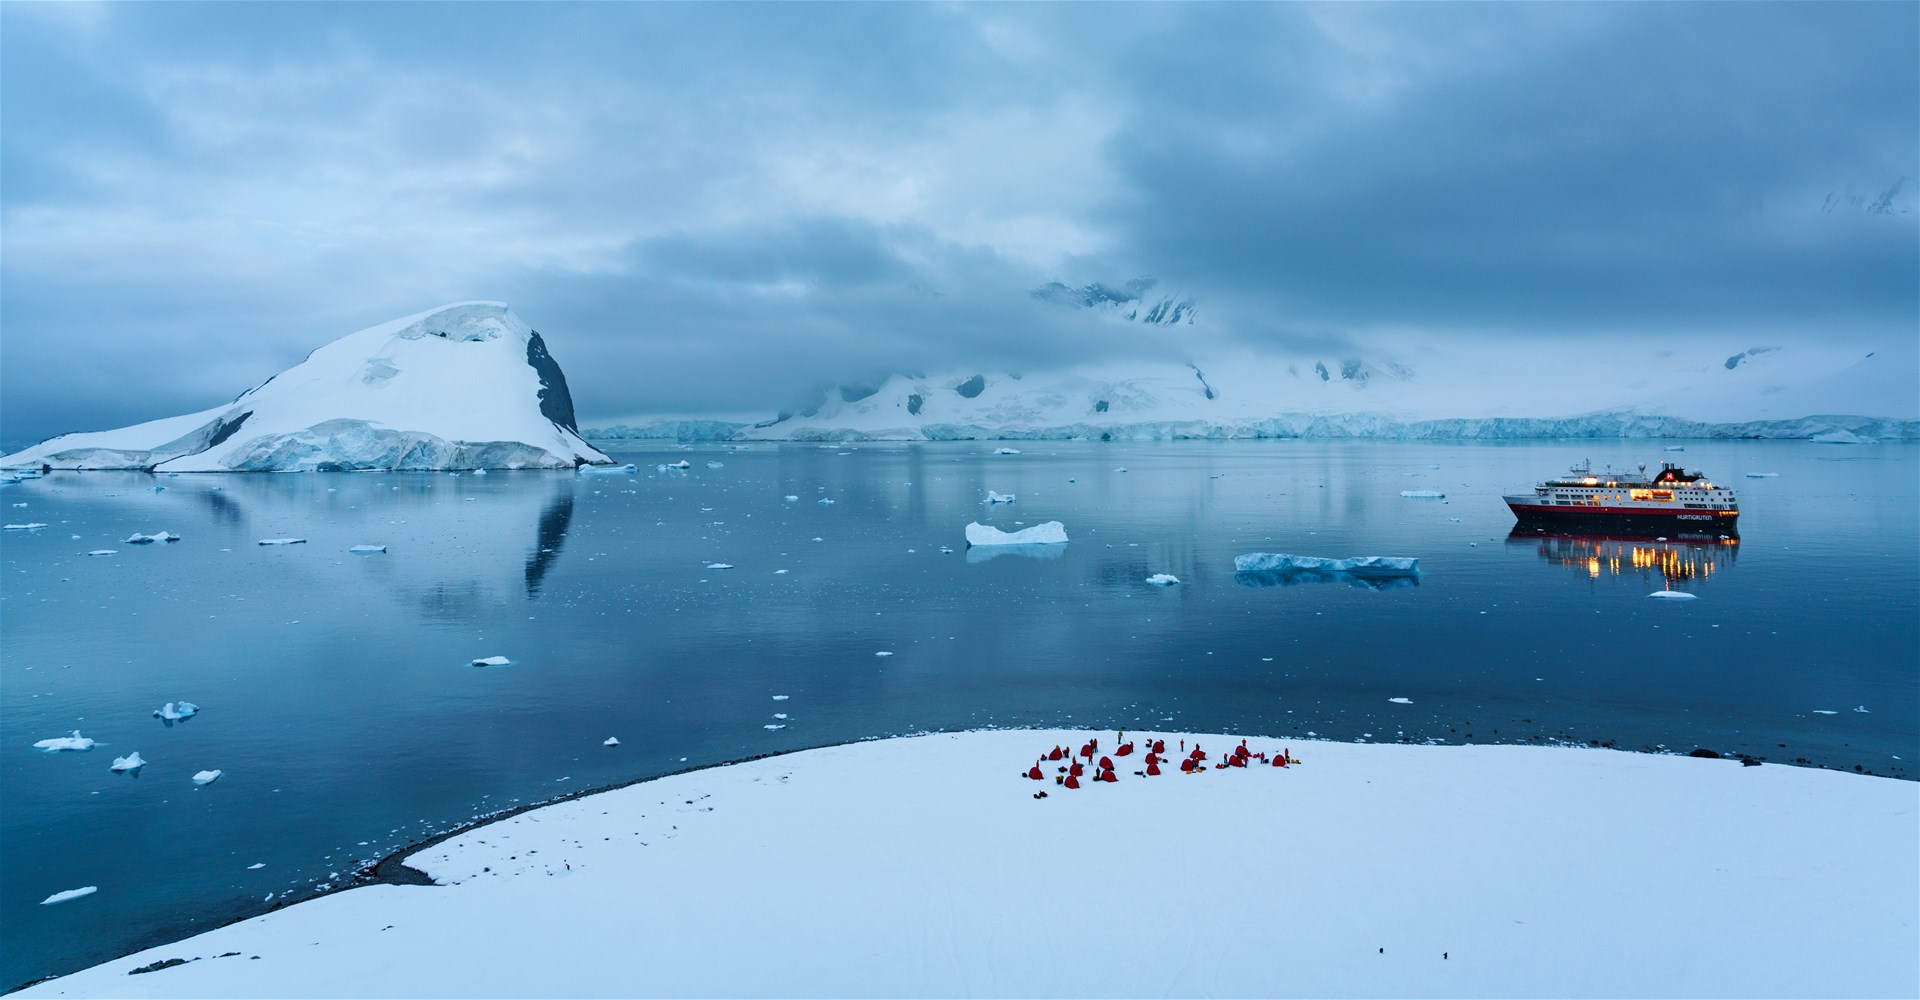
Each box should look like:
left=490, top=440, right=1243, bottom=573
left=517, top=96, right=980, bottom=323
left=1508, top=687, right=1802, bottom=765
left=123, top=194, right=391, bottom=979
left=1024, top=733, right=1296, bottom=796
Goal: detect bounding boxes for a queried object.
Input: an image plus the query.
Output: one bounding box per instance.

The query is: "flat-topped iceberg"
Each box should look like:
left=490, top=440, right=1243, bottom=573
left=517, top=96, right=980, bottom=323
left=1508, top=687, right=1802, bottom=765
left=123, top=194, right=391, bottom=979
left=1, top=302, right=610, bottom=472
left=124, top=531, right=181, bottom=544
left=986, top=491, right=1016, bottom=504
left=110, top=752, right=146, bottom=772
left=33, top=730, right=95, bottom=752
left=965, top=521, right=1068, bottom=546
left=1235, top=553, right=1419, bottom=576
left=579, top=464, right=637, bottom=476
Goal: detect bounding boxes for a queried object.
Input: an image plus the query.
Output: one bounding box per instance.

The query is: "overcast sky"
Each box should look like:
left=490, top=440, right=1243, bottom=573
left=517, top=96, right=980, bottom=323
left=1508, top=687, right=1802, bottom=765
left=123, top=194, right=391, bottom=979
left=2, top=2, right=1914, bottom=440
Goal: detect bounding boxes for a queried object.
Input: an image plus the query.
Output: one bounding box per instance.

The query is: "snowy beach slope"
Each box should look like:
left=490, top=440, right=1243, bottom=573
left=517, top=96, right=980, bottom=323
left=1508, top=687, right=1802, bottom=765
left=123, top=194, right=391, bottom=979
left=16, top=731, right=1916, bottom=999
left=2, top=303, right=609, bottom=472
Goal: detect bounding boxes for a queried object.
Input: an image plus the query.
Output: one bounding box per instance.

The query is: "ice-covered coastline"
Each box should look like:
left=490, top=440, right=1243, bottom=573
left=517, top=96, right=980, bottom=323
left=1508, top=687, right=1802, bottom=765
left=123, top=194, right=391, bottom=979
left=14, top=731, right=1915, bottom=999
left=589, top=411, right=1919, bottom=444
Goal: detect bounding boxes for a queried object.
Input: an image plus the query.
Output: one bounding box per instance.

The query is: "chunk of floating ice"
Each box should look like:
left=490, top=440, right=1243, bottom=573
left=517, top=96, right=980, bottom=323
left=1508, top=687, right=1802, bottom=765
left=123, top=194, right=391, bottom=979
left=4, top=523, right=49, bottom=530
left=579, top=464, right=639, bottom=475
left=986, top=491, right=1016, bottom=504
left=153, top=701, right=200, bottom=721
left=763, top=724, right=785, bottom=730
left=706, top=562, right=734, bottom=570
left=994, top=447, right=1022, bottom=455
left=86, top=550, right=116, bottom=557
left=192, top=770, right=222, bottom=786
left=1113, top=467, right=1128, bottom=473
left=1813, top=710, right=1838, bottom=715
left=472, top=469, right=488, bottom=476
left=470, top=655, right=512, bottom=667
left=603, top=737, right=621, bottom=747
left=938, top=546, right=954, bottom=554
left=1854, top=705, right=1870, bottom=713
left=783, top=495, right=800, bottom=502
left=1146, top=574, right=1180, bottom=586
left=1388, top=697, right=1413, bottom=705
left=257, top=538, right=306, bottom=546
left=1234, top=553, right=1418, bottom=576
left=772, top=694, right=790, bottom=701
left=1647, top=590, right=1698, bottom=600
left=110, top=752, right=146, bottom=772
left=875, top=651, right=893, bottom=657
left=965, top=521, right=1068, bottom=546
left=247, top=863, right=265, bottom=870
left=818, top=498, right=834, bottom=505
left=1745, top=472, right=1779, bottom=478
left=349, top=544, right=387, bottom=555
left=774, top=569, right=789, bottom=574
left=1400, top=490, right=1446, bottom=499
left=124, top=531, right=181, bottom=544
left=706, top=461, right=724, bottom=469
left=34, top=730, right=95, bottom=751
left=40, top=887, right=97, bottom=905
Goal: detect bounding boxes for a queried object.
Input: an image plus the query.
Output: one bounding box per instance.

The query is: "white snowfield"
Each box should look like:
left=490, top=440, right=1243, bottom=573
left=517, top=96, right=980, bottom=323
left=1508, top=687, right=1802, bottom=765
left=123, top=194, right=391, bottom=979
left=1235, top=553, right=1420, bottom=576
left=16, top=731, right=1915, bottom=999
left=964, top=521, right=1068, bottom=546
left=1, top=302, right=610, bottom=472
left=595, top=333, right=1918, bottom=443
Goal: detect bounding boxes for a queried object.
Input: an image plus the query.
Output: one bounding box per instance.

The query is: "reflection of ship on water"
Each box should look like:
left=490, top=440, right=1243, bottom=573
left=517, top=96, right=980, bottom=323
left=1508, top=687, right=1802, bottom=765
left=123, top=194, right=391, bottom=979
left=1508, top=528, right=1737, bottom=586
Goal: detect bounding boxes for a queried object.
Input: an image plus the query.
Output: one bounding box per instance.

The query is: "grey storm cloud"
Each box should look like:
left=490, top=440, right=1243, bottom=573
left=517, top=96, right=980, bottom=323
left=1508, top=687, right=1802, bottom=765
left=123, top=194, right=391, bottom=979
left=1, top=2, right=1913, bottom=443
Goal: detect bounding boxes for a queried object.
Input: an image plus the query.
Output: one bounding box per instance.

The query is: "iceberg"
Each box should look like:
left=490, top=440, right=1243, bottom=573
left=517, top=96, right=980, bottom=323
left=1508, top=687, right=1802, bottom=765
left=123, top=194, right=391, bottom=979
left=154, top=701, right=201, bottom=721
left=85, top=550, right=116, bottom=556
left=580, top=464, right=638, bottom=476
left=34, top=730, right=95, bottom=752
left=192, top=769, right=223, bottom=786
left=40, top=887, right=97, bottom=905
left=706, top=563, right=734, bottom=570
left=5, top=522, right=49, bottom=530
left=965, top=521, right=1068, bottom=546
left=706, top=461, right=724, bottom=469
left=258, top=538, right=307, bottom=546
left=1648, top=590, right=1698, bottom=601
left=1, top=302, right=610, bottom=472
left=986, top=491, right=1016, bottom=504
left=349, top=544, right=388, bottom=554
left=603, top=737, right=620, bottom=747
left=124, top=531, right=181, bottom=544
left=110, top=752, right=146, bottom=772
left=993, top=447, right=1022, bottom=455
left=1146, top=574, right=1180, bottom=586
left=1234, top=554, right=1419, bottom=576
left=1400, top=490, right=1446, bottom=499
left=783, top=495, right=800, bottom=502
left=471, top=655, right=512, bottom=667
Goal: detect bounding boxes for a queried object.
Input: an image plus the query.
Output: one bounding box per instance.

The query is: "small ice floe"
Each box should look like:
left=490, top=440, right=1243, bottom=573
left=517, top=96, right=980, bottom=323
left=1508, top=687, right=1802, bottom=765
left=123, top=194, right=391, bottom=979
left=1400, top=490, right=1446, bottom=499
left=1113, top=467, right=1128, bottom=473
left=257, top=538, right=306, bottom=546
left=580, top=464, right=639, bottom=476
left=938, top=545, right=954, bottom=554
left=1813, top=709, right=1838, bottom=715
left=1854, top=705, right=1871, bottom=714
left=86, top=550, right=116, bottom=557
left=470, top=655, right=512, bottom=667
left=348, top=544, right=387, bottom=555
left=40, top=887, right=97, bottom=906
left=664, top=460, right=692, bottom=470
left=706, top=461, right=724, bottom=469
left=774, top=569, right=789, bottom=574
left=1746, top=472, right=1780, bottom=478
left=4, top=522, right=49, bottom=530
left=986, top=491, right=1016, bottom=504
left=1388, top=697, right=1413, bottom=705
left=124, top=531, right=181, bottom=544
left=772, top=694, right=790, bottom=701
left=472, top=469, right=488, bottom=476
left=191, top=770, right=222, bottom=786
left=1146, top=574, right=1180, bottom=587
left=1663, top=445, right=1686, bottom=452
left=783, top=495, right=800, bottom=502
left=1448, top=516, right=1462, bottom=522
left=773, top=713, right=788, bottom=720
left=34, top=731, right=95, bottom=752
left=247, top=863, right=265, bottom=870
left=603, top=737, right=621, bottom=747
left=152, top=485, right=166, bottom=492
left=1235, top=553, right=1417, bottom=576
left=818, top=498, right=834, bottom=505
left=153, top=701, right=200, bottom=721
left=110, top=752, right=146, bottom=772
left=994, top=447, right=1022, bottom=455
left=965, top=521, right=1068, bottom=546
left=706, top=562, right=734, bottom=570
left=764, top=724, right=786, bottom=731
left=875, top=651, right=894, bottom=657
left=1647, top=590, right=1698, bottom=600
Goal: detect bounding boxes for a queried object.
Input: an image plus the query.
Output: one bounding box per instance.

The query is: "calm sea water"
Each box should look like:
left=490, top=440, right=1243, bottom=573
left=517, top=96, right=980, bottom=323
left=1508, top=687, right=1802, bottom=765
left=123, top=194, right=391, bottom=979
left=4, top=440, right=1915, bottom=986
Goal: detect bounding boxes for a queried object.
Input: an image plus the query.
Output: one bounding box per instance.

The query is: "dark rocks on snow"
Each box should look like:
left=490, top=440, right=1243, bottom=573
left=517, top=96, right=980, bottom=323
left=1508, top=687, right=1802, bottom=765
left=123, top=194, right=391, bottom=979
left=954, top=375, right=986, bottom=399
left=1689, top=749, right=1720, bottom=759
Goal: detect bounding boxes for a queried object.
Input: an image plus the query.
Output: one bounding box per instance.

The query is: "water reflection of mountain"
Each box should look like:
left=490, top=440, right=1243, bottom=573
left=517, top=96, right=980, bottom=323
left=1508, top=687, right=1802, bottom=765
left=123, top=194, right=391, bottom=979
left=1508, top=528, right=1738, bottom=585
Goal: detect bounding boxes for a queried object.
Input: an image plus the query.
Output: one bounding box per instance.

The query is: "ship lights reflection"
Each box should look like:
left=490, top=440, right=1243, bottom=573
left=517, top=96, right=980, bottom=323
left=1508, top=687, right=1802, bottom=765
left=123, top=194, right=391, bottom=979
left=1509, top=529, right=1738, bottom=587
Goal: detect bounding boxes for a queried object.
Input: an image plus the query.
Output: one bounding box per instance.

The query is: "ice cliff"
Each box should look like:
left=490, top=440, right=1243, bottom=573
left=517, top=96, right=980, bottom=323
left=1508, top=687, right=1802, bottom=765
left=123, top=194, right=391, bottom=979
left=3, top=303, right=610, bottom=471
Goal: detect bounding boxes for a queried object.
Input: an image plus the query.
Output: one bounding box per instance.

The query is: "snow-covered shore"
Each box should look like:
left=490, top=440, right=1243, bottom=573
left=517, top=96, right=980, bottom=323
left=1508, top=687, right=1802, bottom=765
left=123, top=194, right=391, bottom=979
left=14, top=731, right=1917, bottom=999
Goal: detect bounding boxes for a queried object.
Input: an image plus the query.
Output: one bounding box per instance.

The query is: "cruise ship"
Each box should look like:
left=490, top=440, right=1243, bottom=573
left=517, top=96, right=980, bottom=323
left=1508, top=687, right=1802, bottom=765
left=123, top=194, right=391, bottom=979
left=1504, top=461, right=1739, bottom=532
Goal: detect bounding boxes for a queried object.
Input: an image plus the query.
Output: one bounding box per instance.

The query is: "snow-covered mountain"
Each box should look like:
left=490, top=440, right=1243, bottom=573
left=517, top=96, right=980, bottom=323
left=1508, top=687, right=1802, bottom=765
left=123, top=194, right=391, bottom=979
left=2, top=303, right=610, bottom=471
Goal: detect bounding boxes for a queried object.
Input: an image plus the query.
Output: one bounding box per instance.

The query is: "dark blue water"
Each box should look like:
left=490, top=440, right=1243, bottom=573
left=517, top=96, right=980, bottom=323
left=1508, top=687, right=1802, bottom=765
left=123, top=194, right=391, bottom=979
left=4, top=440, right=1915, bottom=987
